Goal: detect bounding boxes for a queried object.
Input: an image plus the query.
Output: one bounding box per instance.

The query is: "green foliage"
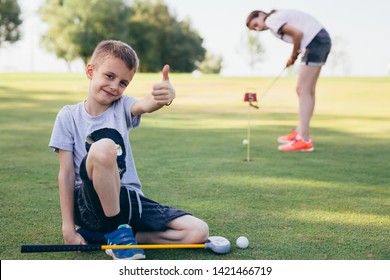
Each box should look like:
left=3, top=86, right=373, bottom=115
left=40, top=0, right=131, bottom=64
left=122, top=0, right=206, bottom=72
left=0, top=0, right=22, bottom=46
left=1, top=73, right=389, bottom=260
left=39, top=0, right=206, bottom=72
left=159, top=19, right=206, bottom=72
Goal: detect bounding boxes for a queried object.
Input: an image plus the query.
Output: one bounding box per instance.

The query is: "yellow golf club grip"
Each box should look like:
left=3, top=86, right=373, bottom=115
left=101, top=244, right=206, bottom=250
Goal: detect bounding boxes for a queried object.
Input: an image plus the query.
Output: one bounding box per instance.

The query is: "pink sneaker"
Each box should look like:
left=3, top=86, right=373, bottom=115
left=278, top=138, right=314, bottom=152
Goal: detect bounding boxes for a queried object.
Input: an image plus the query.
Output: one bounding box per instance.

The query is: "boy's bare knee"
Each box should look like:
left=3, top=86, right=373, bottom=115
left=88, top=138, right=117, bottom=166
left=197, top=220, right=210, bottom=242
left=187, top=219, right=209, bottom=244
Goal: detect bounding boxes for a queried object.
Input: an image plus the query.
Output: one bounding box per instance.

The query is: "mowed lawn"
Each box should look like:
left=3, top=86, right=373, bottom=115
left=0, top=72, right=389, bottom=260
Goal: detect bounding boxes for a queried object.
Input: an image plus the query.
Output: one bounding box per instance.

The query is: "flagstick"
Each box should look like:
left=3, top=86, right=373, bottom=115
left=246, top=102, right=251, bottom=162
left=243, top=89, right=258, bottom=162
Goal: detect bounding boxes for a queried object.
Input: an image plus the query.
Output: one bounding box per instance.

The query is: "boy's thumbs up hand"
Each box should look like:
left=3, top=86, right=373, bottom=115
left=152, top=64, right=175, bottom=106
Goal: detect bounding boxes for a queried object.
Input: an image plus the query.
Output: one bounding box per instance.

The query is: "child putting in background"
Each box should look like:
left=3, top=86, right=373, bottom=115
left=246, top=9, right=331, bottom=152
left=49, top=40, right=209, bottom=260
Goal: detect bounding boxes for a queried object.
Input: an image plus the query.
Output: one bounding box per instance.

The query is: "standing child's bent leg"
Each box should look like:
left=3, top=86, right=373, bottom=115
left=296, top=65, right=322, bottom=141
left=278, top=65, right=321, bottom=152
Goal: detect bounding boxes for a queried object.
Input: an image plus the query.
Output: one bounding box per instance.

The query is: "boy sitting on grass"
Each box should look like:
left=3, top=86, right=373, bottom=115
left=49, top=40, right=209, bottom=260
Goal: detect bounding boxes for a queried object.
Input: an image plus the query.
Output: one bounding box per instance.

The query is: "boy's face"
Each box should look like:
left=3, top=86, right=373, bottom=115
left=86, top=57, right=136, bottom=106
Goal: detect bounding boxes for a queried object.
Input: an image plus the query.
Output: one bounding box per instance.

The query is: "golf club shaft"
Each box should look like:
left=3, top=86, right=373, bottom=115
left=21, top=243, right=206, bottom=253
left=259, top=66, right=286, bottom=100
left=103, top=244, right=205, bottom=250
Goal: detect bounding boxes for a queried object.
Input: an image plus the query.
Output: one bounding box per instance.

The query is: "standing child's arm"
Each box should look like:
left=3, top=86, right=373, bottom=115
left=131, top=65, right=176, bottom=116
left=280, top=24, right=303, bottom=67
left=58, top=150, right=86, bottom=245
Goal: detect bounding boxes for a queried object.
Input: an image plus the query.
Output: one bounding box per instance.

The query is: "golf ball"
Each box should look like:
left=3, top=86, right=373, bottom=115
left=236, top=236, right=249, bottom=249
left=242, top=139, right=249, bottom=145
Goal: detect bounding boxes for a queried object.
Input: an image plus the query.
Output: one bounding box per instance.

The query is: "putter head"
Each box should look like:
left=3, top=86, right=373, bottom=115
left=206, top=236, right=231, bottom=254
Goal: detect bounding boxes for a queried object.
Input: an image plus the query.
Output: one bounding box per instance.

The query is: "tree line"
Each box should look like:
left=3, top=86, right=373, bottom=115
left=0, top=0, right=223, bottom=73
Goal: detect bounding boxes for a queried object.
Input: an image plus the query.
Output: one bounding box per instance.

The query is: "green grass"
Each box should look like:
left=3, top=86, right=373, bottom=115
left=0, top=73, right=389, bottom=260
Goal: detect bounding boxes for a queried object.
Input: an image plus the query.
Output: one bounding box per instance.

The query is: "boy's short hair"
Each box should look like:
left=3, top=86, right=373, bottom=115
left=90, top=40, right=139, bottom=71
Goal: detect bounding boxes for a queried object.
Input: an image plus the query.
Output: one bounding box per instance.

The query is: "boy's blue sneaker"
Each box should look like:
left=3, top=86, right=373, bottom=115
left=104, top=224, right=145, bottom=260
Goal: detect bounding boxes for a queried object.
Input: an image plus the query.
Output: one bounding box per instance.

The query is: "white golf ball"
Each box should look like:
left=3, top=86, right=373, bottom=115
left=242, top=139, right=249, bottom=145
left=236, top=236, right=249, bottom=249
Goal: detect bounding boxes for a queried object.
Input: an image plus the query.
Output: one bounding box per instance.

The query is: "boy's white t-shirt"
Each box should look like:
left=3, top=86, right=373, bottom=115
left=49, top=95, right=143, bottom=194
left=265, top=9, right=324, bottom=52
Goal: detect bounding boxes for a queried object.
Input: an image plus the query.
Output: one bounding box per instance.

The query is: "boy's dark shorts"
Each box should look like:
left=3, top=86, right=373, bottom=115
left=74, top=156, right=190, bottom=234
left=301, top=28, right=332, bottom=66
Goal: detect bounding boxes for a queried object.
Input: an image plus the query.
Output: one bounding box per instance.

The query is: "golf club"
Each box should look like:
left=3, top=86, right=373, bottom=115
left=258, top=66, right=286, bottom=100
left=21, top=235, right=231, bottom=255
